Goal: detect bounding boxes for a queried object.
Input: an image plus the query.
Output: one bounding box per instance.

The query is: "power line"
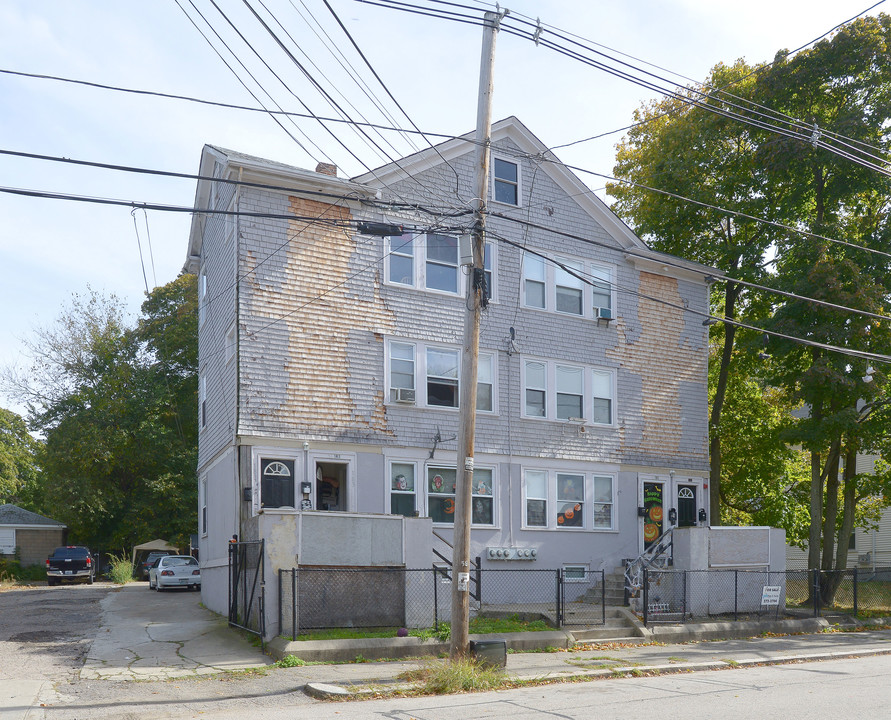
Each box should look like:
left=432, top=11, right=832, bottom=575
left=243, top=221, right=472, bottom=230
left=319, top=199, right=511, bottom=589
left=0, top=67, right=457, bottom=141
left=491, top=232, right=891, bottom=366
left=487, top=212, right=891, bottom=326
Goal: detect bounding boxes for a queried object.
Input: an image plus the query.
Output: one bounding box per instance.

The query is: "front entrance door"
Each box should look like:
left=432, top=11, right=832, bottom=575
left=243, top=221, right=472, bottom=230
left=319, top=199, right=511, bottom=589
left=642, top=481, right=664, bottom=549
left=677, top=485, right=697, bottom=527
left=315, top=461, right=347, bottom=511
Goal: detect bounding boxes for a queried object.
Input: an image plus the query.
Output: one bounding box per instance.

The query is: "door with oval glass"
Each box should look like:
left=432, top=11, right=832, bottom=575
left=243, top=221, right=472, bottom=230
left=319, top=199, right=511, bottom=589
left=677, top=485, right=697, bottom=527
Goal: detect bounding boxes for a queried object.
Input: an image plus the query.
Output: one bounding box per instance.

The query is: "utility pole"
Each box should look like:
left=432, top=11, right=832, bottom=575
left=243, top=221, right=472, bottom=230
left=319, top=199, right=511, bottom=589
left=450, top=8, right=503, bottom=659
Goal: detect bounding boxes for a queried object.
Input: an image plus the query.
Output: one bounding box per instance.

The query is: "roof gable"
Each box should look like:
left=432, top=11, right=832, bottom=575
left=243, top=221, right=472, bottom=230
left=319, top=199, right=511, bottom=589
left=352, top=115, right=649, bottom=253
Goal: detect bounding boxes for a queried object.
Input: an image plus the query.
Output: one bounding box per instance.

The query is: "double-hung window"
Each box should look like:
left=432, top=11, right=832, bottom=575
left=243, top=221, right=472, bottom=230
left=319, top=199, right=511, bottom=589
left=425, top=234, right=459, bottom=293
left=198, top=269, right=207, bottom=326
left=426, top=347, right=459, bottom=408
left=556, top=365, right=584, bottom=420
left=524, top=470, right=548, bottom=527
left=591, top=264, right=613, bottom=317
left=592, top=476, right=614, bottom=529
left=591, top=370, right=613, bottom=424
left=428, top=467, right=457, bottom=523
left=522, top=359, right=614, bottom=425
left=477, top=354, right=494, bottom=412
left=388, top=233, right=415, bottom=286
left=523, top=254, right=546, bottom=309
left=555, top=259, right=584, bottom=316
left=524, top=361, right=547, bottom=417
left=557, top=473, right=584, bottom=528
left=389, top=341, right=416, bottom=404
left=390, top=462, right=416, bottom=517
left=493, top=158, right=519, bottom=205
left=387, top=340, right=495, bottom=412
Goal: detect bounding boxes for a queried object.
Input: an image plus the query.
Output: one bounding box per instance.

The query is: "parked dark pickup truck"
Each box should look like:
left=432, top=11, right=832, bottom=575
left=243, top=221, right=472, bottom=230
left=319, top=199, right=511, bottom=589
left=46, top=546, right=95, bottom=586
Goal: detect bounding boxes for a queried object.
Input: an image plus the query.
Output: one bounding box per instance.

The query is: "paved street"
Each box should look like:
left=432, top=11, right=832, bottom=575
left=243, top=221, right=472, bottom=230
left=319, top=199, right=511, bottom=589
left=5, top=580, right=891, bottom=719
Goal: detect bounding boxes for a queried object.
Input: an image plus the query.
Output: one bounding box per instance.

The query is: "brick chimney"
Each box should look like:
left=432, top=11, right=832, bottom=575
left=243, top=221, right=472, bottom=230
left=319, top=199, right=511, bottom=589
left=315, top=162, right=337, bottom=177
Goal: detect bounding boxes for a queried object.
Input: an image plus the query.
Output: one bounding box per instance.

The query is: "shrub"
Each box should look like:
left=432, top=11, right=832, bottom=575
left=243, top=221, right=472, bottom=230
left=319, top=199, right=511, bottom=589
left=108, top=553, right=135, bottom=584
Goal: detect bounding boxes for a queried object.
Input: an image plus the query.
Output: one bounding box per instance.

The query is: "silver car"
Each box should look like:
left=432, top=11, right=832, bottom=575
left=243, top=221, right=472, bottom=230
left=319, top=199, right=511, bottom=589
left=148, top=555, right=201, bottom=591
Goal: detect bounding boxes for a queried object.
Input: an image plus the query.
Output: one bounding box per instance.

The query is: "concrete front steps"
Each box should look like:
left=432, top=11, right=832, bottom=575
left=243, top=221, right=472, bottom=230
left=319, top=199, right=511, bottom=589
left=565, top=606, right=645, bottom=642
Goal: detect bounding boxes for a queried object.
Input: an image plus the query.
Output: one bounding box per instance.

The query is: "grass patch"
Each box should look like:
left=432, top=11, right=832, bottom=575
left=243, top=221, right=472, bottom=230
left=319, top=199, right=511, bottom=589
left=400, top=656, right=508, bottom=694
left=290, top=614, right=550, bottom=643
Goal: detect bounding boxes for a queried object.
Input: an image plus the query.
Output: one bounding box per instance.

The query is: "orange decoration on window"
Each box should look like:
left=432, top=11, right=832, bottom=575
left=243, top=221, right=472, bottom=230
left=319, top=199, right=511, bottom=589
left=444, top=498, right=455, bottom=514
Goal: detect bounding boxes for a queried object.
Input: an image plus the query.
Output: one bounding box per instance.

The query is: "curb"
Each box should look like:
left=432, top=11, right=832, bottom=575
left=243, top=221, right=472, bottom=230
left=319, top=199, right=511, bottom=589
left=303, top=645, right=891, bottom=700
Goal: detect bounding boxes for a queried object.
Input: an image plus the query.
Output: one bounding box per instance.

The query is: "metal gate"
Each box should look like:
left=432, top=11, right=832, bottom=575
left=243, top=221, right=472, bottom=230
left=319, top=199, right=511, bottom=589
left=559, top=568, right=606, bottom=626
left=228, top=539, right=265, bottom=647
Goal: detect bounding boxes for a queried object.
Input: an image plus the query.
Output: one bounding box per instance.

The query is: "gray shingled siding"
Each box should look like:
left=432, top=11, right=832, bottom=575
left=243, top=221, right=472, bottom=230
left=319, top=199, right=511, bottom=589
left=196, top=130, right=710, bottom=578
left=196, top=161, right=239, bottom=470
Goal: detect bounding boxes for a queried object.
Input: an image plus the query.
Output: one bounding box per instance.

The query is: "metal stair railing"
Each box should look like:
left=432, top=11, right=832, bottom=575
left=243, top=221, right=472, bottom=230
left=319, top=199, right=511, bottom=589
left=624, top=527, right=674, bottom=609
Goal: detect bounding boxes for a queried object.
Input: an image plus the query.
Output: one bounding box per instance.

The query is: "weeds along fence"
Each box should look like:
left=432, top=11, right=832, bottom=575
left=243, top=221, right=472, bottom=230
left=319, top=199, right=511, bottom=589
left=278, top=566, right=605, bottom=640
left=639, top=567, right=891, bottom=625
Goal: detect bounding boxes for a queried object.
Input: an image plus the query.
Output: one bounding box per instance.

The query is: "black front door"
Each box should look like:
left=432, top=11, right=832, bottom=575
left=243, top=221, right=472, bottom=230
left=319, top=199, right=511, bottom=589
left=677, top=485, right=697, bottom=527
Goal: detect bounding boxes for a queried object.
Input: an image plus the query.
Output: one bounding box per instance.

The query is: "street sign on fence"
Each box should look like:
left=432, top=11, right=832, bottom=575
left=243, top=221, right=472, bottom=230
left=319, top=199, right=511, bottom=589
left=761, top=585, right=781, bottom=606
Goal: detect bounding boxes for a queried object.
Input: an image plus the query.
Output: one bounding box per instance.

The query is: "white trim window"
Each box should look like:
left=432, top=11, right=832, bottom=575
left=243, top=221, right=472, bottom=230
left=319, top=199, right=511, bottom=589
left=591, top=370, right=613, bottom=425
left=593, top=475, right=614, bottom=529
left=524, top=361, right=547, bottom=417
left=388, top=341, right=416, bottom=404
left=198, top=370, right=207, bottom=429
left=493, top=157, right=520, bottom=205
left=386, top=339, right=496, bottom=412
left=563, top=565, right=589, bottom=582
left=557, top=473, right=584, bottom=529
left=524, top=470, right=548, bottom=527
left=523, top=253, right=546, bottom=309
left=427, top=465, right=494, bottom=526
left=200, top=477, right=208, bottom=536
left=386, top=232, right=496, bottom=298
left=225, top=323, right=236, bottom=363
left=555, top=259, right=584, bottom=316
left=389, top=461, right=417, bottom=517
left=590, top=262, right=613, bottom=318
left=522, top=359, right=615, bottom=425
left=522, top=251, right=616, bottom=321
left=426, top=347, right=459, bottom=408
left=198, top=268, right=208, bottom=326
left=477, top=354, right=494, bottom=412
left=522, top=470, right=616, bottom=531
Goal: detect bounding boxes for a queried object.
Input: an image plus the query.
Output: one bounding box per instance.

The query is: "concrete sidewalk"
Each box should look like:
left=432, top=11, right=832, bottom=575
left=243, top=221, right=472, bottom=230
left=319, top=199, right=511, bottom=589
left=297, top=622, right=891, bottom=699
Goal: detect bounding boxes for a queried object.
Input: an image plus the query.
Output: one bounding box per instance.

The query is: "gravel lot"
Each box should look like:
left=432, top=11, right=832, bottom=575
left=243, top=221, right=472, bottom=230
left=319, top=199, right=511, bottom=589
left=0, top=582, right=107, bottom=685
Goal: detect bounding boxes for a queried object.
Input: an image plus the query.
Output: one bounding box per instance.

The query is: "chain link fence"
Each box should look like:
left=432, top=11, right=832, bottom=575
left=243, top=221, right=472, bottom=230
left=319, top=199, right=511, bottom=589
left=638, top=567, right=891, bottom=625
left=278, top=565, right=606, bottom=640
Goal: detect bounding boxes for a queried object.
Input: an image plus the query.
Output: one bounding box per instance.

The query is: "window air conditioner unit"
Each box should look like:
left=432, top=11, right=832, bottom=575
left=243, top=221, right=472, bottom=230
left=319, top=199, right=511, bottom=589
left=391, top=387, right=416, bottom=403
left=596, top=307, right=613, bottom=320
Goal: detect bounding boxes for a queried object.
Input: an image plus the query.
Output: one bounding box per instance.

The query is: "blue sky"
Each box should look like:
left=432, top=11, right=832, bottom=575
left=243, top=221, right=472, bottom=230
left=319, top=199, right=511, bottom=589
left=0, top=0, right=884, bottom=413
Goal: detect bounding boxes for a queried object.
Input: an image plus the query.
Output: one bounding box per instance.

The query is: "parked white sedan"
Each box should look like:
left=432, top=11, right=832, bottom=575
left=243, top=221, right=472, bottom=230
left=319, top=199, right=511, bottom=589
left=148, top=555, right=201, bottom=591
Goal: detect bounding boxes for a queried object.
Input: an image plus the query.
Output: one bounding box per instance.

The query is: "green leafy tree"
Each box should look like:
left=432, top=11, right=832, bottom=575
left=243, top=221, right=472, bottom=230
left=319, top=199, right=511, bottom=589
left=610, top=60, right=781, bottom=524
left=610, top=15, right=891, bottom=591
left=753, top=16, right=891, bottom=589
left=2, top=276, right=198, bottom=550
left=0, top=408, right=41, bottom=504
